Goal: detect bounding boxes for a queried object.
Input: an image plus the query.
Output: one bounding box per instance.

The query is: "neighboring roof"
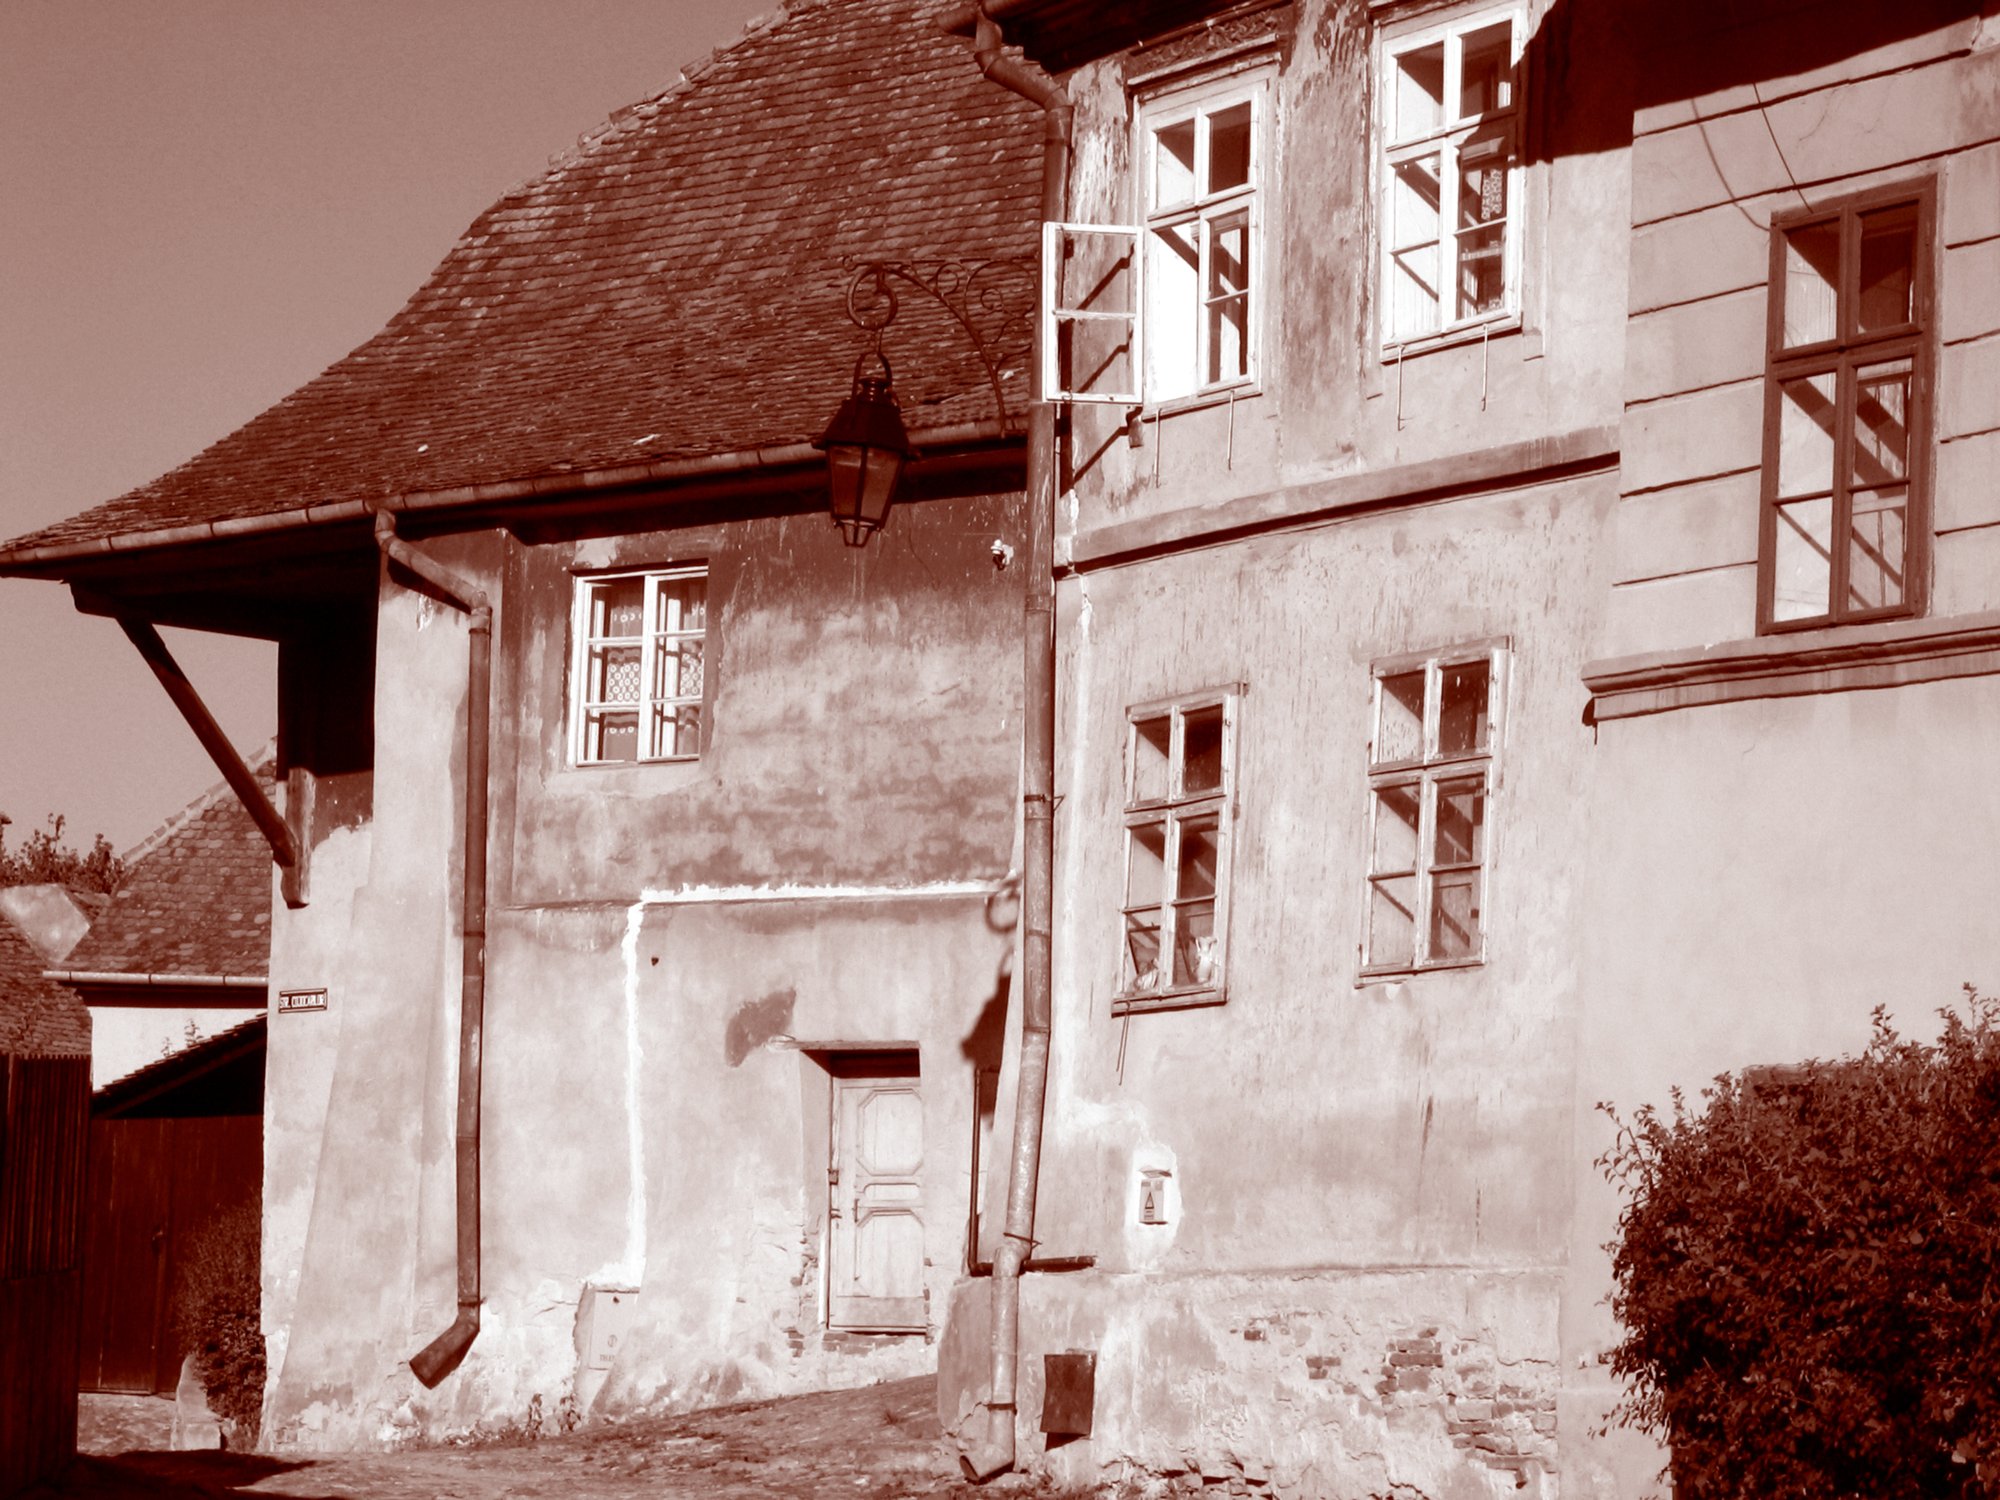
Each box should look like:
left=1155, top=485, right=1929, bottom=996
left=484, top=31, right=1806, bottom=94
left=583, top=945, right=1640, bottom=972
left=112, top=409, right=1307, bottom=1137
left=0, top=0, right=1042, bottom=567
left=54, top=769, right=272, bottom=984
left=0, top=917, right=91, bottom=1056
left=92, top=1014, right=265, bottom=1119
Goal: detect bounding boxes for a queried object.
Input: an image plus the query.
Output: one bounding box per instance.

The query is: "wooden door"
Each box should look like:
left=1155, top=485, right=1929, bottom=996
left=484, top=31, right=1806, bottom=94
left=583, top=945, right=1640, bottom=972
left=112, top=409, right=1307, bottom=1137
left=827, top=1055, right=925, bottom=1332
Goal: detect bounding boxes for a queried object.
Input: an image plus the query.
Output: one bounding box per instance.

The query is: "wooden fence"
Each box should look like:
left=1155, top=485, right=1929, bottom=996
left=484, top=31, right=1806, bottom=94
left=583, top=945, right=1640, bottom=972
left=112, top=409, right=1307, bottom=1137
left=0, top=1050, right=91, bottom=1494
left=78, top=1114, right=262, bottom=1394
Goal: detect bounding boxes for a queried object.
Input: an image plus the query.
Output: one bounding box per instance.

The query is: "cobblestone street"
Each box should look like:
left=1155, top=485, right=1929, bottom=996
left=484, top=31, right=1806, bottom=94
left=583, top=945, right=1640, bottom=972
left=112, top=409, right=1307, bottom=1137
left=39, top=1377, right=1083, bottom=1500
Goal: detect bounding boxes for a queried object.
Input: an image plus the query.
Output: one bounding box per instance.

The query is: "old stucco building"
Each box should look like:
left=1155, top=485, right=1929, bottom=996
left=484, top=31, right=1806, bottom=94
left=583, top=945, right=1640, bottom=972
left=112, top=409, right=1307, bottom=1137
left=3, top=0, right=1997, bottom=1493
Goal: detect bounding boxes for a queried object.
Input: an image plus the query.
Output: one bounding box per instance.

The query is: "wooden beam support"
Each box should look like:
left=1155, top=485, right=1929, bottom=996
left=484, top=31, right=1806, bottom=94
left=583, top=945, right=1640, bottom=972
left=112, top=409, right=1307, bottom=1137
left=111, top=612, right=304, bottom=906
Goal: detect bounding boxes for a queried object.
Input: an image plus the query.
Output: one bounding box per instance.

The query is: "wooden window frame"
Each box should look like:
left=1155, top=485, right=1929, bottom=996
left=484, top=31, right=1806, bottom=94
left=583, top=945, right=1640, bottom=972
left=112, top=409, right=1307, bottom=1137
left=1758, top=179, right=1935, bottom=634
left=1359, top=642, right=1505, bottom=978
left=1377, top=5, right=1527, bottom=353
left=1114, top=686, right=1241, bottom=1016
left=1135, top=66, right=1272, bottom=406
left=567, top=564, right=710, bottom=767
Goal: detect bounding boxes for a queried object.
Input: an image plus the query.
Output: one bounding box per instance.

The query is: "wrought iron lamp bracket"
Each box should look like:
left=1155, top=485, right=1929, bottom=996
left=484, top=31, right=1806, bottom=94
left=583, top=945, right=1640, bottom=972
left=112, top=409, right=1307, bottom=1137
left=839, top=256, right=1036, bottom=433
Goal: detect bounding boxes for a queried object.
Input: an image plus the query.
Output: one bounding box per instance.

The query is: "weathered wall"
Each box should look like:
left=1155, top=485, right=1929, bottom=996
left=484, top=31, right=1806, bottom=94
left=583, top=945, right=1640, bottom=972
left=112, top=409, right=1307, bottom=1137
left=944, top=471, right=1613, bottom=1494
left=262, top=492, right=1025, bottom=1447
left=1055, top=0, right=1629, bottom=555
left=940, top=0, right=1630, bottom=1489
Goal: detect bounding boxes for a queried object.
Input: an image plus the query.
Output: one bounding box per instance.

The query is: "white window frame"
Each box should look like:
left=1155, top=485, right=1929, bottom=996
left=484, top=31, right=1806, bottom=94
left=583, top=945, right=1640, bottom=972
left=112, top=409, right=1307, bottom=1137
left=1359, top=643, right=1505, bottom=977
left=1378, top=6, right=1527, bottom=352
left=1042, top=63, right=1273, bottom=407
left=1115, top=686, right=1240, bottom=1015
left=567, top=564, right=708, bottom=767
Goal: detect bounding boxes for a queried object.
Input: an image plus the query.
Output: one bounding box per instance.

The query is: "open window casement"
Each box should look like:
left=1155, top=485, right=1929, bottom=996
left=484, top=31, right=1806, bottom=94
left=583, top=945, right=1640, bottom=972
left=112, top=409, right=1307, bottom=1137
left=1041, top=66, right=1271, bottom=410
left=1042, top=220, right=1143, bottom=405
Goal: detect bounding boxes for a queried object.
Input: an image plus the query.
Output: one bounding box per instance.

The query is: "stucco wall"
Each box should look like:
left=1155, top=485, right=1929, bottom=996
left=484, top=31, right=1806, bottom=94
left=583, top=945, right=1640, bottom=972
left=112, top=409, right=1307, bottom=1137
left=1609, top=12, right=2000, bottom=653
left=1564, top=677, right=2000, bottom=1495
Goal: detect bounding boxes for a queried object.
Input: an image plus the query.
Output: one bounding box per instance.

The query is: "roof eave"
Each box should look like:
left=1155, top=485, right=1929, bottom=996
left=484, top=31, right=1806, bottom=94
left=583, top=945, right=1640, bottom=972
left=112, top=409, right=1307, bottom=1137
left=0, top=417, right=1023, bottom=577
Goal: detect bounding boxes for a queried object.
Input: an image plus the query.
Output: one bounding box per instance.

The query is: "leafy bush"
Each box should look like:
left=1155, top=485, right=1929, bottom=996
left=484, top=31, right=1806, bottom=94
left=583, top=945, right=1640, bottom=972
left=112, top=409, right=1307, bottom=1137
left=0, top=813, right=123, bottom=893
left=1599, top=988, right=2000, bottom=1499
left=171, top=1200, right=266, bottom=1448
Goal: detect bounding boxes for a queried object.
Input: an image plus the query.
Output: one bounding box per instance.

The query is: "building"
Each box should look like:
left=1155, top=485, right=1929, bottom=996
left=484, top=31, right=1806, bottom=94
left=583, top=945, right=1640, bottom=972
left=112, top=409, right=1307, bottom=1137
left=51, top=766, right=272, bottom=1087
left=0, top=0, right=1041, bottom=1454
left=0, top=901, right=92, bottom=1058
left=923, top=0, right=2000, bottom=1496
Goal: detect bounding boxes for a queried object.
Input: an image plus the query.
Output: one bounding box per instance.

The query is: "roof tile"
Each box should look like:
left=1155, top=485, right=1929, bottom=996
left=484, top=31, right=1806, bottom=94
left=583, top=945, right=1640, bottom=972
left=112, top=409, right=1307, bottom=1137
left=58, top=770, right=274, bottom=981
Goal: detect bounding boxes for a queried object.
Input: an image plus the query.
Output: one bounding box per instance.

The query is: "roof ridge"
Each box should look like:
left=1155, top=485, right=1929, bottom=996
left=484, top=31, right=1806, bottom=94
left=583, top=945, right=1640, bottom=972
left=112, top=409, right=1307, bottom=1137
left=121, top=738, right=278, bottom=864
left=507, top=0, right=824, bottom=201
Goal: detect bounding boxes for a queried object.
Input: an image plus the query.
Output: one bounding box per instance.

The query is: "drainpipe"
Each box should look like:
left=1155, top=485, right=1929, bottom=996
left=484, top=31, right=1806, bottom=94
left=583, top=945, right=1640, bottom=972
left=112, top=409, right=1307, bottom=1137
left=952, top=9, right=1070, bottom=1482
left=373, top=509, right=494, bottom=1389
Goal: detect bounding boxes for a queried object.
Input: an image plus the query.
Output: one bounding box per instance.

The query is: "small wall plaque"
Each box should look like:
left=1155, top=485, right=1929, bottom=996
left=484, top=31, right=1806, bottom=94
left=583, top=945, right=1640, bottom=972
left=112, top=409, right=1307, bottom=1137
left=278, top=988, right=328, bottom=1014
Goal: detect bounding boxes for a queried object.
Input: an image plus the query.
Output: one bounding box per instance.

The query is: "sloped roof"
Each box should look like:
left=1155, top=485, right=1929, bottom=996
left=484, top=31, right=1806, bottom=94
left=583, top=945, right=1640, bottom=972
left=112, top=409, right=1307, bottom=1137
left=92, top=1014, right=265, bottom=1118
left=0, top=0, right=1042, bottom=565
left=0, top=917, right=91, bottom=1055
left=55, top=769, right=272, bottom=983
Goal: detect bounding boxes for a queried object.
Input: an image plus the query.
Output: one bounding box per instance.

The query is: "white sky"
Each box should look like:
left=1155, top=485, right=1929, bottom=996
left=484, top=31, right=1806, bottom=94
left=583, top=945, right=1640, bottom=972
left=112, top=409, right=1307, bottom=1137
left=0, top=0, right=770, bottom=853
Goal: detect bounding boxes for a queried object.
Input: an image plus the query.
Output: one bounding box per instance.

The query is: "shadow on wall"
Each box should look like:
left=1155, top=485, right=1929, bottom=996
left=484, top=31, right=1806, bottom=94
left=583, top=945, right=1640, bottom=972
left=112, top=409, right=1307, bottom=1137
left=1522, top=0, right=1983, bottom=164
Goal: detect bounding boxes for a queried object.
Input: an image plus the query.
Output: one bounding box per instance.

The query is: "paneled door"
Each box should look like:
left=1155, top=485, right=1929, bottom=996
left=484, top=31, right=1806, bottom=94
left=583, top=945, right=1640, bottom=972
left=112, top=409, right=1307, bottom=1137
left=827, top=1054, right=925, bottom=1331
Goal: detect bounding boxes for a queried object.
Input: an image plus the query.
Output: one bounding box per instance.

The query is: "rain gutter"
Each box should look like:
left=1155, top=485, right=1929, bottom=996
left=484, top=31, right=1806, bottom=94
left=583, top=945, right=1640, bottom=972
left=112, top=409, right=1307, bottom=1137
left=373, top=509, right=494, bottom=1390
left=45, top=971, right=266, bottom=990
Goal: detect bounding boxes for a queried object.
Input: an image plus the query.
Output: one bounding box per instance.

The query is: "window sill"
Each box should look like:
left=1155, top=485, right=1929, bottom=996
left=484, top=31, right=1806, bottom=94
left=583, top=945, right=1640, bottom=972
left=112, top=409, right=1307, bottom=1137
left=1111, top=983, right=1226, bottom=1016
left=1382, top=313, right=1523, bottom=364
left=1138, top=380, right=1261, bottom=422
left=1582, top=609, right=2000, bottom=723
left=1356, top=957, right=1484, bottom=987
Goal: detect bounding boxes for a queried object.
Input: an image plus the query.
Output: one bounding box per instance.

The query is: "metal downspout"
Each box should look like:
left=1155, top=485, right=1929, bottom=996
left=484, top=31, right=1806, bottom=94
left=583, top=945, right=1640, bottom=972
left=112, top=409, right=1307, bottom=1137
left=955, top=10, right=1071, bottom=1482
left=373, top=510, right=494, bottom=1389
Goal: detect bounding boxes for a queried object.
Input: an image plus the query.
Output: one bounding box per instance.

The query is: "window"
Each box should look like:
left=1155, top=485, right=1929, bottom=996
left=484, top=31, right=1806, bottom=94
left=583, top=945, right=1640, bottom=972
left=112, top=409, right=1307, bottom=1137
left=1118, top=689, right=1238, bottom=1011
left=1760, top=185, right=1933, bottom=632
left=1361, top=646, right=1502, bottom=974
left=1379, top=8, right=1524, bottom=348
left=1139, top=72, right=1268, bottom=402
left=1042, top=66, right=1271, bottom=407
left=568, top=566, right=707, bottom=765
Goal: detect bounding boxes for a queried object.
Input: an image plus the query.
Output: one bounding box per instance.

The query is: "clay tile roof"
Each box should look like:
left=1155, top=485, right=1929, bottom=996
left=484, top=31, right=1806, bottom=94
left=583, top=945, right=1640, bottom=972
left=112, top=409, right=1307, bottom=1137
left=0, top=0, right=1042, bottom=563
left=0, top=918, right=91, bottom=1056
left=57, top=768, right=273, bottom=982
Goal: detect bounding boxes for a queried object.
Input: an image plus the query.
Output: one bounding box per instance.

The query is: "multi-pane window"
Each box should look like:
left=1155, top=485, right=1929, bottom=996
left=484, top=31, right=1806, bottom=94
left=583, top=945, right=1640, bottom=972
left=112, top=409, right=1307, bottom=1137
left=1141, top=71, right=1269, bottom=402
left=1362, top=647, right=1502, bottom=974
left=1118, top=690, right=1238, bottom=1011
left=569, top=566, right=707, bottom=765
left=1039, top=67, right=1271, bottom=407
left=1380, top=8, right=1524, bottom=347
left=1761, top=185, right=1932, bottom=631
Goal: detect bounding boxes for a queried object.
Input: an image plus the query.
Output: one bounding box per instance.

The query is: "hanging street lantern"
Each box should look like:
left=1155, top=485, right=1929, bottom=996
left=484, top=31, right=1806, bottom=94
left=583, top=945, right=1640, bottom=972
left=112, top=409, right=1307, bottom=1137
left=815, top=363, right=914, bottom=547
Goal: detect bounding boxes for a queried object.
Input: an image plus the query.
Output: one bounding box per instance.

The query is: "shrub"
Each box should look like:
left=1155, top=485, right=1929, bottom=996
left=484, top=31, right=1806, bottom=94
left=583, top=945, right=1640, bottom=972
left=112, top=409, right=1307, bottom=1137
left=1599, top=988, right=2000, bottom=1499
left=171, top=1200, right=266, bottom=1448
